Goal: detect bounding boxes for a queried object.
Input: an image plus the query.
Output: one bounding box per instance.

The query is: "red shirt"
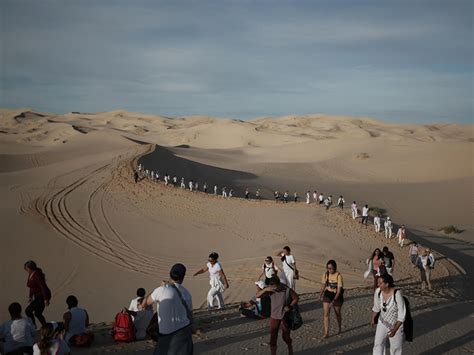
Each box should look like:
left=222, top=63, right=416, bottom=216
left=27, top=271, right=51, bottom=301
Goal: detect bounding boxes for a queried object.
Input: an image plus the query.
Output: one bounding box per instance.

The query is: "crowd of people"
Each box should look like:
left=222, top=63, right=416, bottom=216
left=0, top=163, right=438, bottom=355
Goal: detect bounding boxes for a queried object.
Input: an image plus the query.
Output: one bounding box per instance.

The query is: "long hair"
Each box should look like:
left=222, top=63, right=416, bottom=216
left=371, top=248, right=382, bottom=260
left=38, top=323, right=54, bottom=355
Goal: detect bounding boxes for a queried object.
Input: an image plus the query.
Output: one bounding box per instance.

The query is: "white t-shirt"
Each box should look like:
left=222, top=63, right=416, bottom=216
left=33, top=339, right=70, bottom=355
left=134, top=309, right=154, bottom=340
left=0, top=318, right=35, bottom=353
left=128, top=297, right=141, bottom=312
left=374, top=216, right=380, bottom=224
left=362, top=207, right=369, bottom=216
left=207, top=262, right=222, bottom=278
left=150, top=283, right=192, bottom=335
left=281, top=254, right=295, bottom=273
left=262, top=263, right=278, bottom=278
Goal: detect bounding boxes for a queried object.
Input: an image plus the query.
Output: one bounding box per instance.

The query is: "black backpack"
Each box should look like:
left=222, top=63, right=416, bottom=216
left=377, top=289, right=413, bottom=342
left=394, top=290, right=413, bottom=342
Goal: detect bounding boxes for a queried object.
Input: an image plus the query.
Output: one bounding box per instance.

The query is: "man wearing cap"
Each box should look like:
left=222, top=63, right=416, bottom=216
left=142, top=263, right=193, bottom=354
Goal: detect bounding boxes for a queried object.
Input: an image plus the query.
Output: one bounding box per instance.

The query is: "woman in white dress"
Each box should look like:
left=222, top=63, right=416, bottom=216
left=276, top=246, right=298, bottom=290
left=194, top=252, right=229, bottom=310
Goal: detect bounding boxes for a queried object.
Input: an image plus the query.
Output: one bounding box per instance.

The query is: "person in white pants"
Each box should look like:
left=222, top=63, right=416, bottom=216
left=222, top=187, right=227, bottom=198
left=384, top=217, right=393, bottom=239
left=371, top=274, right=406, bottom=355
left=189, top=180, right=193, bottom=192
left=214, top=185, right=218, bottom=195
left=312, top=191, right=318, bottom=203
left=306, top=191, right=311, bottom=204
left=193, top=252, right=229, bottom=310
left=374, top=216, right=381, bottom=233
left=276, top=246, right=298, bottom=290
left=397, top=225, right=407, bottom=248
left=351, top=202, right=358, bottom=220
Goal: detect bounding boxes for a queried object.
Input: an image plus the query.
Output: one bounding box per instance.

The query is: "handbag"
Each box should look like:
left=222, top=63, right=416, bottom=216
left=284, top=287, right=303, bottom=330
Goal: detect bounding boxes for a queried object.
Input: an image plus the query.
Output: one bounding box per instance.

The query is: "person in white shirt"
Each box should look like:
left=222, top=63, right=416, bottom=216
left=351, top=201, right=358, bottom=219
left=189, top=180, right=193, bottom=192
left=229, top=189, right=233, bottom=198
left=143, top=264, right=193, bottom=354
left=256, top=188, right=261, bottom=200
left=361, top=205, right=369, bottom=225
left=258, top=256, right=279, bottom=285
left=374, top=215, right=381, bottom=233
left=371, top=274, right=406, bottom=355
left=129, top=288, right=146, bottom=312
left=337, top=195, right=345, bottom=209
left=397, top=225, right=407, bottom=248
left=283, top=191, right=289, bottom=203
left=33, top=322, right=70, bottom=355
left=63, top=295, right=92, bottom=346
left=0, top=303, right=35, bottom=354
left=180, top=178, right=185, bottom=189
left=318, top=193, right=324, bottom=205
left=214, top=184, right=218, bottom=195
left=384, top=217, right=393, bottom=239
left=277, top=246, right=298, bottom=290
left=306, top=191, right=311, bottom=204
left=293, top=191, right=298, bottom=202
left=222, top=187, right=227, bottom=198
left=312, top=191, right=318, bottom=203
left=194, top=252, right=229, bottom=310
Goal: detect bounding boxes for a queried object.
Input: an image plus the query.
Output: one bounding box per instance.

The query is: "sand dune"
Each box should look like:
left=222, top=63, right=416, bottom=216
left=0, top=108, right=472, bottom=353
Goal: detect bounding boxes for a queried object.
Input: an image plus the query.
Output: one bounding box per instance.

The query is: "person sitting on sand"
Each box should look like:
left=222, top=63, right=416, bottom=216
left=33, top=323, right=70, bottom=355
left=0, top=302, right=35, bottom=355
left=142, top=264, right=193, bottom=354
left=63, top=295, right=93, bottom=347
left=258, top=257, right=279, bottom=285
left=337, top=195, right=345, bottom=209
left=384, top=217, right=393, bottom=238
left=351, top=201, right=358, bottom=219
left=124, top=300, right=153, bottom=340
left=239, top=281, right=271, bottom=319
left=129, top=288, right=146, bottom=312
left=256, top=276, right=299, bottom=355
left=319, top=260, right=344, bottom=338
left=194, top=252, right=229, bottom=311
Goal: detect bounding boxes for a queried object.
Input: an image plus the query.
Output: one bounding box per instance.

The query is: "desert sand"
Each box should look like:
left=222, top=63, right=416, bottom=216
left=0, top=108, right=472, bottom=353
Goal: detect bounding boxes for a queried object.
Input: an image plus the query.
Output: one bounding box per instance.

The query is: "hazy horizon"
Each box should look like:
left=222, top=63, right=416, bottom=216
left=1, top=0, right=472, bottom=124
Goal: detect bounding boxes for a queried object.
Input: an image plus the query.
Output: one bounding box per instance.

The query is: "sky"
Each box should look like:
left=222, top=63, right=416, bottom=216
left=1, top=0, right=472, bottom=124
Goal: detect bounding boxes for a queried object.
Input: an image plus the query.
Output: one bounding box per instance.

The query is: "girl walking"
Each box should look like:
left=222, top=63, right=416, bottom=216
left=258, top=257, right=279, bottom=285
left=276, top=246, right=298, bottom=290
left=318, top=260, right=344, bottom=338
left=24, top=260, right=51, bottom=328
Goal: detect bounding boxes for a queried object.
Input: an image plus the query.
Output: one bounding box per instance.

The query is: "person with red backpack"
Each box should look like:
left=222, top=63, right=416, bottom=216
left=142, top=263, right=193, bottom=354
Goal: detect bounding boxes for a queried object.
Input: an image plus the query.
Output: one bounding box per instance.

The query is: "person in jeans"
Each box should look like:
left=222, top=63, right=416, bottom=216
left=24, top=260, right=51, bottom=328
left=408, top=242, right=419, bottom=265
left=256, top=276, right=299, bottom=355
left=142, top=263, right=193, bottom=355
left=371, top=274, right=406, bottom=355
left=415, top=249, right=432, bottom=291
left=0, top=302, right=35, bottom=355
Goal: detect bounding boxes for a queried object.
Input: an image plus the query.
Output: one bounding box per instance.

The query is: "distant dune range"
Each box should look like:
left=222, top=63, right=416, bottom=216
left=0, top=107, right=472, bottom=331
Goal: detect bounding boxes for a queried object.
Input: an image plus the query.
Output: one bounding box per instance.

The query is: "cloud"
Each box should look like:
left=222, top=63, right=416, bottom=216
left=0, top=0, right=472, bottom=123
